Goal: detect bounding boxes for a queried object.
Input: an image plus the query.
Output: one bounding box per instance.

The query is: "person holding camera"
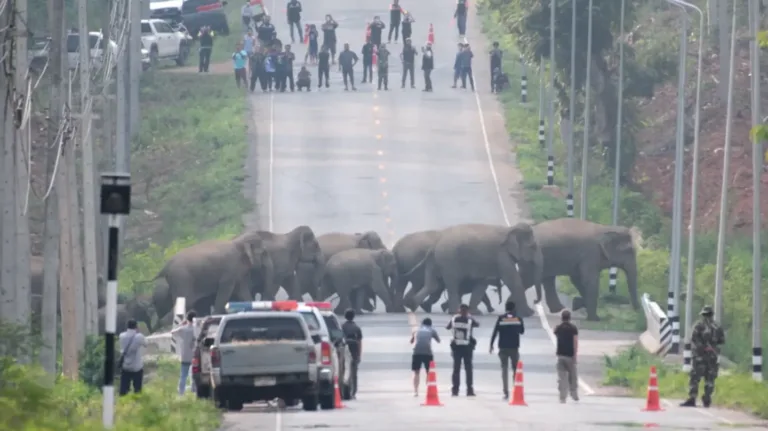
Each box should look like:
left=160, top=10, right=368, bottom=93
left=171, top=310, right=198, bottom=395
left=118, top=318, right=148, bottom=396
left=286, top=0, right=303, bottom=43
left=421, top=42, right=434, bottom=92
left=489, top=300, right=525, bottom=400
left=446, top=303, right=479, bottom=396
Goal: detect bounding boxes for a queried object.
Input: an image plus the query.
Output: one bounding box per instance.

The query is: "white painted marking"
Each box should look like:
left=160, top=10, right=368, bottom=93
left=268, top=92, right=275, bottom=232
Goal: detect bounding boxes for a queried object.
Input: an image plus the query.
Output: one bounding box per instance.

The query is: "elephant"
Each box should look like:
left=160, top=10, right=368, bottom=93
left=319, top=249, right=396, bottom=315
left=420, top=277, right=504, bottom=314
left=98, top=295, right=154, bottom=334
left=297, top=231, right=386, bottom=300
left=406, top=223, right=541, bottom=317
left=531, top=218, right=640, bottom=321
left=151, top=234, right=273, bottom=325
left=237, top=226, right=324, bottom=301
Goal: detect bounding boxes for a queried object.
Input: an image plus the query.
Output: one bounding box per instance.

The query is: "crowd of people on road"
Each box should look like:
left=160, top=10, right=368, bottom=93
left=219, top=0, right=512, bottom=93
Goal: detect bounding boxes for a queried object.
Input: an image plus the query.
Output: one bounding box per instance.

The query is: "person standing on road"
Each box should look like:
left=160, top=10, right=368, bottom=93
left=317, top=45, right=331, bottom=88
left=369, top=16, right=385, bottom=49
left=198, top=26, right=215, bottom=73
left=454, top=0, right=468, bottom=37
left=410, top=317, right=441, bottom=398
left=243, top=29, right=256, bottom=74
left=388, top=0, right=402, bottom=43
left=554, top=309, right=580, bottom=403
left=451, top=42, right=463, bottom=88
left=342, top=309, right=363, bottom=399
left=400, top=38, right=417, bottom=89
left=241, top=0, right=254, bottom=31
left=489, top=300, right=525, bottom=400
left=305, top=24, right=319, bottom=64
left=256, top=15, right=277, bottom=46
left=339, top=43, right=359, bottom=91
left=232, top=42, right=249, bottom=89
left=459, top=43, right=475, bottom=91
left=377, top=43, right=390, bottom=90
left=265, top=46, right=279, bottom=91
left=286, top=0, right=303, bottom=43
left=361, top=38, right=374, bottom=83
left=279, top=44, right=296, bottom=92
left=321, top=15, right=339, bottom=64
left=421, top=42, right=434, bottom=92
left=681, top=305, right=725, bottom=408
left=400, top=12, right=414, bottom=43
left=118, top=318, right=147, bottom=396
left=489, top=41, right=503, bottom=91
left=249, top=47, right=266, bottom=92
left=171, top=310, right=198, bottom=395
left=447, top=304, right=478, bottom=397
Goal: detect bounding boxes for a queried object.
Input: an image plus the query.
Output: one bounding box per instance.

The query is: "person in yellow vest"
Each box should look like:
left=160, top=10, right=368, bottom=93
left=198, top=26, right=215, bottom=73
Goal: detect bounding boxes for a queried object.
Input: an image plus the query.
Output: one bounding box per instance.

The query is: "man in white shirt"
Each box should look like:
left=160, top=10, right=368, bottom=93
left=119, top=319, right=148, bottom=395
left=171, top=310, right=198, bottom=395
left=241, top=0, right=254, bottom=31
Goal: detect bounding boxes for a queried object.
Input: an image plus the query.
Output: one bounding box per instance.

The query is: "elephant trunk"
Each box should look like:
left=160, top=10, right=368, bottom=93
left=622, top=258, right=640, bottom=310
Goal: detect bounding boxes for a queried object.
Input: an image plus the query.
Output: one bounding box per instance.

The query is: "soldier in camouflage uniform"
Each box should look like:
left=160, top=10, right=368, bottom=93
left=680, top=305, right=725, bottom=408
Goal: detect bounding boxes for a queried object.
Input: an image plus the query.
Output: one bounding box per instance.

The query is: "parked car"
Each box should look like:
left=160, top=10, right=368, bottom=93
left=140, top=19, right=191, bottom=67
left=180, top=0, right=230, bottom=38
left=191, top=314, right=224, bottom=399
left=65, top=31, right=119, bottom=71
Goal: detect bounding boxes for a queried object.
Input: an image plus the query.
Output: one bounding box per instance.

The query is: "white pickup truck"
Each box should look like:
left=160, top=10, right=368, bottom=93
left=140, top=18, right=191, bottom=67
left=207, top=311, right=322, bottom=411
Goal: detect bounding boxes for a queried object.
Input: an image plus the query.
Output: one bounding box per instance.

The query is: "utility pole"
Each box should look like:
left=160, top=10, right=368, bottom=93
left=565, top=0, right=576, bottom=218
left=100, top=0, right=115, bottom=293
left=115, top=0, right=129, bottom=248
left=609, top=0, right=626, bottom=297
left=717, top=0, right=729, bottom=101
left=129, top=0, right=142, bottom=138
left=79, top=0, right=99, bottom=336
left=713, top=1, right=738, bottom=324
left=748, top=0, right=763, bottom=382
left=546, top=0, right=556, bottom=187
left=579, top=0, right=594, bottom=220
left=40, top=0, right=65, bottom=379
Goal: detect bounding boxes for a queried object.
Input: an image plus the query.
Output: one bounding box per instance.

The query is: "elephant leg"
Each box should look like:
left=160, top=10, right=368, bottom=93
left=579, top=266, right=601, bottom=321
left=261, top=273, right=281, bottom=300
left=481, top=293, right=494, bottom=313
left=466, top=283, right=487, bottom=315
left=542, top=277, right=566, bottom=314
left=498, top=260, right=534, bottom=318
left=390, top=276, right=408, bottom=312
left=568, top=273, right=586, bottom=311
left=421, top=288, right=442, bottom=312
left=370, top=270, right=393, bottom=312
left=361, top=287, right=376, bottom=312
left=352, top=288, right=366, bottom=314
left=280, top=273, right=303, bottom=301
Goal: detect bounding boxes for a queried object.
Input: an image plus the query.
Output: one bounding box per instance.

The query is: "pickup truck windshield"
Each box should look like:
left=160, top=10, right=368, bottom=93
left=299, top=311, right=321, bottom=332
left=220, top=317, right=305, bottom=343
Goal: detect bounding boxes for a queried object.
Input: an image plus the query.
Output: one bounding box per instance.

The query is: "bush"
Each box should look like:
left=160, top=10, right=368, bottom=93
left=604, top=345, right=768, bottom=419
left=0, top=357, right=221, bottom=430
left=479, top=0, right=768, bottom=374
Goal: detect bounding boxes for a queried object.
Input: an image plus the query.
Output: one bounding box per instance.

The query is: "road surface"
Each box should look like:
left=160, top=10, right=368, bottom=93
left=235, top=0, right=765, bottom=428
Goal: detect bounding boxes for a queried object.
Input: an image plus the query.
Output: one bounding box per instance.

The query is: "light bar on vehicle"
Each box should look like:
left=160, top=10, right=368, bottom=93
left=225, top=300, right=299, bottom=313
left=302, top=302, right=333, bottom=310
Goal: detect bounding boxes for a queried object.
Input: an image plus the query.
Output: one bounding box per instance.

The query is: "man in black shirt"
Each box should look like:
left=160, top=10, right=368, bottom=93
left=321, top=15, right=339, bottom=64
left=388, top=0, right=402, bottom=43
left=400, top=38, right=417, bottom=89
left=256, top=15, right=276, bottom=46
left=369, top=16, right=385, bottom=48
left=286, top=0, right=303, bottom=43
left=198, top=26, right=215, bottom=73
left=377, top=44, right=390, bottom=90
left=490, top=41, right=503, bottom=91
left=361, top=39, right=374, bottom=83
left=317, top=45, right=330, bottom=88
left=421, top=43, right=434, bottom=92
left=341, top=309, right=363, bottom=399
left=338, top=43, right=359, bottom=91
left=489, top=300, right=525, bottom=400
left=554, top=309, right=579, bottom=403
left=454, top=0, right=468, bottom=37
left=446, top=304, right=479, bottom=396
left=279, top=45, right=296, bottom=92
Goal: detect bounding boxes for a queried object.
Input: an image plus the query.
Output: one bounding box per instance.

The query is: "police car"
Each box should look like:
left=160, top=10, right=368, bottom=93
left=191, top=314, right=224, bottom=399
left=224, top=300, right=350, bottom=409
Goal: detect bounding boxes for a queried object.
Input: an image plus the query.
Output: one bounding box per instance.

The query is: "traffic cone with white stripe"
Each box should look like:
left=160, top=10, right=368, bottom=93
left=427, top=23, right=435, bottom=45
left=509, top=361, right=527, bottom=406
left=333, top=375, right=345, bottom=409
left=422, top=361, right=443, bottom=406
left=642, top=366, right=664, bottom=411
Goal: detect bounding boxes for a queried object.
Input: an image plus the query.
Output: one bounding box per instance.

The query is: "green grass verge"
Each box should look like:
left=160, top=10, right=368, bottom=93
left=1, top=354, right=221, bottom=430
left=478, top=0, right=768, bottom=371
left=119, top=71, right=251, bottom=297
left=604, top=345, right=768, bottom=420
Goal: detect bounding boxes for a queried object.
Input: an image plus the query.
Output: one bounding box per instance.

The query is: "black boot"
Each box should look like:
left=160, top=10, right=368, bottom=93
left=680, top=398, right=696, bottom=407
left=466, top=388, right=476, bottom=397
left=702, top=395, right=712, bottom=408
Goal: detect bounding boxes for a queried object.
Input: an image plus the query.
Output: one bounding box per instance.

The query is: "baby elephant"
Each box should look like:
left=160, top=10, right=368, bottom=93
left=320, top=249, right=396, bottom=314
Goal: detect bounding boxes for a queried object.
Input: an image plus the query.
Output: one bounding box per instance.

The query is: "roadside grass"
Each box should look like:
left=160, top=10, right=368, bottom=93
left=604, top=345, right=768, bottom=420
left=478, top=0, right=768, bottom=373
left=0, top=353, right=222, bottom=430
left=119, top=71, right=250, bottom=298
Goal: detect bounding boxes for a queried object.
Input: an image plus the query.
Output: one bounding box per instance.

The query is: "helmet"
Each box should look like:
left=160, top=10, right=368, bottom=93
left=700, top=305, right=714, bottom=316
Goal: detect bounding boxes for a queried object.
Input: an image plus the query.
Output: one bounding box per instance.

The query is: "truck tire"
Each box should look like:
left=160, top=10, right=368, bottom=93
left=149, top=45, right=159, bottom=68
left=301, top=393, right=318, bottom=411
left=175, top=42, right=189, bottom=66
left=226, top=396, right=244, bottom=411
left=282, top=398, right=299, bottom=407
left=319, top=393, right=335, bottom=410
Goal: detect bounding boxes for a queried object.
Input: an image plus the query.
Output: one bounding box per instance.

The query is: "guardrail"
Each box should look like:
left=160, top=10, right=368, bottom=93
left=146, top=297, right=186, bottom=355
left=639, top=293, right=672, bottom=356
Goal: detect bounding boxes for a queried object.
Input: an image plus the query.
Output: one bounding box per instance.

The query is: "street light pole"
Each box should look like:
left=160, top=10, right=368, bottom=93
left=566, top=0, right=576, bottom=218
left=547, top=0, right=556, bottom=186
left=713, top=0, right=738, bottom=325
left=609, top=0, right=626, bottom=295
left=579, top=0, right=594, bottom=220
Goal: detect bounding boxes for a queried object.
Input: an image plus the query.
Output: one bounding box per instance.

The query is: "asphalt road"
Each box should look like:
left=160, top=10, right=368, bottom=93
left=234, top=0, right=765, bottom=429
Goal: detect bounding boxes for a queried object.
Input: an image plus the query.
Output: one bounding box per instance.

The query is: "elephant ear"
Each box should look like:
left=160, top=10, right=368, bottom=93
left=504, top=223, right=534, bottom=261
left=599, top=231, right=633, bottom=260
left=356, top=232, right=374, bottom=249
left=235, top=240, right=256, bottom=266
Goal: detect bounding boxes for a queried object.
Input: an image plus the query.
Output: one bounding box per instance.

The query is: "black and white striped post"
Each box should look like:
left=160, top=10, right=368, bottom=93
left=608, top=267, right=618, bottom=294
left=667, top=290, right=680, bottom=354
left=100, top=173, right=132, bottom=429
left=520, top=56, right=528, bottom=103
left=538, top=72, right=545, bottom=148
left=547, top=156, right=554, bottom=185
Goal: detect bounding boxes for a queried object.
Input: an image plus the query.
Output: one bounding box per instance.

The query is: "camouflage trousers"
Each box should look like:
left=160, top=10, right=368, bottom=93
left=688, top=354, right=718, bottom=399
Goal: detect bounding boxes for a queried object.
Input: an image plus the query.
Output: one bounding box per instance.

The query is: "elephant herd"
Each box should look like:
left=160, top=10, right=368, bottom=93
left=144, top=218, right=641, bottom=331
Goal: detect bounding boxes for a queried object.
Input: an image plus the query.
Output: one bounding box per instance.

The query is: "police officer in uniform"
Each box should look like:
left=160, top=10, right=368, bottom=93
left=342, top=309, right=363, bottom=399
left=489, top=300, right=525, bottom=400
left=454, top=0, right=468, bottom=38
left=446, top=303, right=479, bottom=396
left=681, top=305, right=725, bottom=408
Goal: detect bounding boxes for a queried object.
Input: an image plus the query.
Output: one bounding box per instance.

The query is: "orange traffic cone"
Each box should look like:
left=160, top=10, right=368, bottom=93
left=427, top=23, right=435, bottom=44
left=303, top=24, right=309, bottom=44
left=422, top=361, right=443, bottom=406
left=509, top=360, right=527, bottom=406
left=372, top=45, right=378, bottom=66
left=333, top=375, right=345, bottom=409
left=642, top=366, right=664, bottom=411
